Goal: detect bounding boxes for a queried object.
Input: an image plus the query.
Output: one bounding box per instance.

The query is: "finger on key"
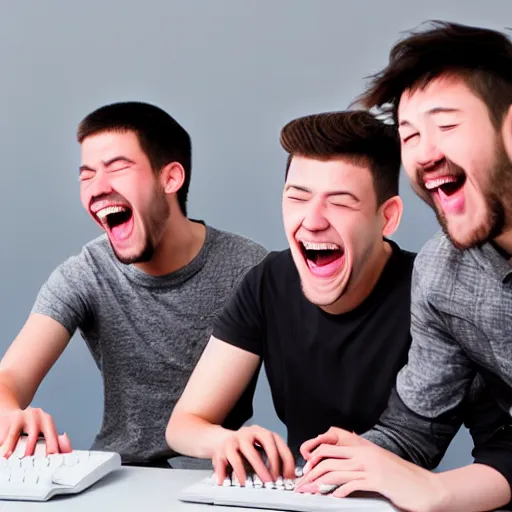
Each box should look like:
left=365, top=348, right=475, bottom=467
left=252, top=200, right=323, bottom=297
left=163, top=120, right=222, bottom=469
left=213, top=455, right=229, bottom=485
left=1, top=420, right=23, bottom=458
left=24, top=421, right=42, bottom=457
left=238, top=441, right=273, bottom=483
left=40, top=414, right=60, bottom=455
left=225, top=445, right=248, bottom=485
left=273, top=435, right=295, bottom=480
left=256, top=435, right=281, bottom=481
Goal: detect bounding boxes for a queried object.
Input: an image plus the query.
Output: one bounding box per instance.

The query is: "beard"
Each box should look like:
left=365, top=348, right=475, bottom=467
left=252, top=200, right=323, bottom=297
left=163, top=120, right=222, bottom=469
left=112, top=185, right=170, bottom=265
left=416, top=142, right=512, bottom=250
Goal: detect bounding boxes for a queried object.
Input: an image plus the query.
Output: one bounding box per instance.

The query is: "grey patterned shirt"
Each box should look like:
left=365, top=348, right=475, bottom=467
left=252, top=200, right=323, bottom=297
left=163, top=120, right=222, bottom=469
left=364, top=230, right=512, bottom=496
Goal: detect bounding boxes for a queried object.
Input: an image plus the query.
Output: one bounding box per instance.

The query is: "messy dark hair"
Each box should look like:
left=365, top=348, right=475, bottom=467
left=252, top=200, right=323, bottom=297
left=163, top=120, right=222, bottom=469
left=354, top=21, right=512, bottom=129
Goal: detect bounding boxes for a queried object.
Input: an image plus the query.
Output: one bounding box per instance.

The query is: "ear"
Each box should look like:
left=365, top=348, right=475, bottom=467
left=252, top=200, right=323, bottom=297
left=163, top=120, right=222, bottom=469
left=160, top=162, right=185, bottom=195
left=380, top=195, right=403, bottom=237
left=502, top=105, right=512, bottom=162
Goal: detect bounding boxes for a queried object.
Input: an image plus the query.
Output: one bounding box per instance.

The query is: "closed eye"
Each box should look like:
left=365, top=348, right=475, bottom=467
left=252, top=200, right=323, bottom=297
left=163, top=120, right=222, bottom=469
left=287, top=196, right=308, bottom=202
left=108, top=166, right=130, bottom=173
left=402, top=133, right=419, bottom=144
left=440, top=124, right=457, bottom=132
left=79, top=170, right=95, bottom=181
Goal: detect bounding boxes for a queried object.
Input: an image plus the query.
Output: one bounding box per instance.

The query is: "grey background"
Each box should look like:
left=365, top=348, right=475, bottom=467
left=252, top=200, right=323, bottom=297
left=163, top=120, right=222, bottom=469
left=0, top=0, right=510, bottom=471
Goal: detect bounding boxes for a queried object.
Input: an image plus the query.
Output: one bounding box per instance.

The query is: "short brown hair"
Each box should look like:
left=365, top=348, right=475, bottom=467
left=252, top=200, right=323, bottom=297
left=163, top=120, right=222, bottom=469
left=77, top=102, right=192, bottom=216
left=354, top=21, right=512, bottom=129
left=280, top=110, right=400, bottom=205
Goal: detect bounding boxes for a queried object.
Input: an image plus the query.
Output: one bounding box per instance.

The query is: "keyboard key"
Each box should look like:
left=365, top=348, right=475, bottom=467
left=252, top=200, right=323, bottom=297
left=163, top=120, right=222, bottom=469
left=0, top=449, right=120, bottom=502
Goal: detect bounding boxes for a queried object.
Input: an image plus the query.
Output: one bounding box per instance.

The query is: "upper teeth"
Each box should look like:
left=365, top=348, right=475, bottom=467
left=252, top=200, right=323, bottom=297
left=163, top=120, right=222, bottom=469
left=96, top=206, right=127, bottom=220
left=425, top=177, right=458, bottom=190
left=301, top=242, right=340, bottom=250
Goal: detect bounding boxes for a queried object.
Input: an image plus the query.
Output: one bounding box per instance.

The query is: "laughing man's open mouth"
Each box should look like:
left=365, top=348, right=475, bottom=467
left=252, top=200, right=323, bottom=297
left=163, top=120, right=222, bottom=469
left=299, top=241, right=345, bottom=277
left=95, top=205, right=134, bottom=241
left=425, top=174, right=466, bottom=200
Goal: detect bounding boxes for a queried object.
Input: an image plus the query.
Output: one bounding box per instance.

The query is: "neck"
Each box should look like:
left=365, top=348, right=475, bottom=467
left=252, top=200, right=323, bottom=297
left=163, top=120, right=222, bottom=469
left=494, top=228, right=512, bottom=260
left=133, top=213, right=207, bottom=276
left=321, top=240, right=392, bottom=315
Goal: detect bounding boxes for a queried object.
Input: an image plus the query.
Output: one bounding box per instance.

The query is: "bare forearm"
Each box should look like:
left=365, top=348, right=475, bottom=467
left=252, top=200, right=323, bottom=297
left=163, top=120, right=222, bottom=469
left=166, top=412, right=234, bottom=459
left=0, top=372, right=25, bottom=411
left=433, top=464, right=510, bottom=512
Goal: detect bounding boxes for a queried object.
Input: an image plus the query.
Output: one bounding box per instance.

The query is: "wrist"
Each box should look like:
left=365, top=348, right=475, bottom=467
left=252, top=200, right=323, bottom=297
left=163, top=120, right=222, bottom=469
left=203, top=426, right=235, bottom=459
left=0, top=404, right=22, bottom=415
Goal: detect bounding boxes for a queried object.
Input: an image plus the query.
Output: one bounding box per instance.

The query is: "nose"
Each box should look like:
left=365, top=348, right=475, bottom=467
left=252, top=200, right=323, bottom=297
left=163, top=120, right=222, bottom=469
left=302, top=200, right=330, bottom=232
left=416, top=133, right=444, bottom=169
left=87, top=170, right=113, bottom=199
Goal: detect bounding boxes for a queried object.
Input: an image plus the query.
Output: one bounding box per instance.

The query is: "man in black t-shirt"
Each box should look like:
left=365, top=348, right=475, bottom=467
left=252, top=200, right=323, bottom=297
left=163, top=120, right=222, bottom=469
left=166, top=110, right=414, bottom=485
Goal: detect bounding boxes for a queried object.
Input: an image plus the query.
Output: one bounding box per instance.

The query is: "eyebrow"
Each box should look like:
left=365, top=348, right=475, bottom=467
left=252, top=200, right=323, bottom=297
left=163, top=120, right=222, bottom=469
left=79, top=156, right=136, bottom=174
left=285, top=184, right=359, bottom=202
left=399, top=107, right=462, bottom=128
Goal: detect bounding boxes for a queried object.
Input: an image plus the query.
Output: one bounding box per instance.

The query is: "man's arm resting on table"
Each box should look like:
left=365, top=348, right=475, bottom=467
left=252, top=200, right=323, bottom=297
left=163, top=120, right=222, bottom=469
left=454, top=394, right=512, bottom=512
left=431, top=463, right=510, bottom=512
left=431, top=379, right=512, bottom=511
left=364, top=381, right=512, bottom=511
left=166, top=336, right=260, bottom=459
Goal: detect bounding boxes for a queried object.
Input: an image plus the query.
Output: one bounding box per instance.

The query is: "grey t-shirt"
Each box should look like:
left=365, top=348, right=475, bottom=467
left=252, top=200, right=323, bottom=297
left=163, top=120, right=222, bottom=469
left=32, top=223, right=267, bottom=464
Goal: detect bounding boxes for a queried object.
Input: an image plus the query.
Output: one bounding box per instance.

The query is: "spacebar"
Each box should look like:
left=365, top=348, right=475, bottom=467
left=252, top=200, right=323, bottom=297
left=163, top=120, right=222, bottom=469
left=213, top=488, right=343, bottom=511
left=213, top=488, right=398, bottom=511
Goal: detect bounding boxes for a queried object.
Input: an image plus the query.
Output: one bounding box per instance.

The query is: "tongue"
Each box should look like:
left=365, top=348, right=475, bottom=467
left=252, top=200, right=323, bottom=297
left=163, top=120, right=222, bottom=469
left=111, top=216, right=134, bottom=241
left=307, top=250, right=344, bottom=278
left=437, top=185, right=465, bottom=214
left=314, top=251, right=342, bottom=266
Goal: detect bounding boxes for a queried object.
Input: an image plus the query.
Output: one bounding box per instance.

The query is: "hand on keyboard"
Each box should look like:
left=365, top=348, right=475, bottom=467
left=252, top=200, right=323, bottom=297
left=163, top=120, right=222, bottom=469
left=213, top=463, right=306, bottom=492
left=296, top=431, right=447, bottom=512
left=0, top=407, right=72, bottom=458
left=212, top=425, right=296, bottom=487
left=180, top=469, right=400, bottom=511
left=299, top=426, right=361, bottom=462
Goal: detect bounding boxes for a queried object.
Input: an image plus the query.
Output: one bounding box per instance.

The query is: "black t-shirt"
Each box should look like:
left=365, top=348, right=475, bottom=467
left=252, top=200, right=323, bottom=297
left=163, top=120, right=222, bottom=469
left=212, top=240, right=416, bottom=455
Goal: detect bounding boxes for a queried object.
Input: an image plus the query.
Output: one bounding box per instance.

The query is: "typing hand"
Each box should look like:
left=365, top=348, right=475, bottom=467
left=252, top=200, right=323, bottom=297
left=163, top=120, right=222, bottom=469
left=296, top=430, right=446, bottom=512
left=212, top=425, right=296, bottom=486
left=0, top=407, right=72, bottom=457
left=300, top=426, right=354, bottom=461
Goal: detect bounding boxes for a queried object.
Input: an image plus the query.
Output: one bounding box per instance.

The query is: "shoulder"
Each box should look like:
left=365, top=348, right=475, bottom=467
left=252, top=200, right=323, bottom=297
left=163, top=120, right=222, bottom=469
left=52, top=234, right=114, bottom=280
left=36, top=235, right=114, bottom=304
left=238, top=249, right=296, bottom=291
left=391, top=240, right=417, bottom=270
left=208, top=226, right=268, bottom=265
left=204, top=226, right=268, bottom=286
left=415, top=230, right=458, bottom=267
left=413, top=230, right=461, bottom=292
left=383, top=240, right=416, bottom=291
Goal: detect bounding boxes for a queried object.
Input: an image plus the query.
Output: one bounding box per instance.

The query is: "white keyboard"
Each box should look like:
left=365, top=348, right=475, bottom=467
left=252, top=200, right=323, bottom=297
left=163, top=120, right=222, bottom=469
left=0, top=439, right=121, bottom=501
left=180, top=470, right=399, bottom=511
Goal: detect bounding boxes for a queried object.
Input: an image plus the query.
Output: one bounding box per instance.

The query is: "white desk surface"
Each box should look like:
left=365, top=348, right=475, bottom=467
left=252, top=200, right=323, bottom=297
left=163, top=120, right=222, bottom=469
left=3, top=467, right=503, bottom=512
left=0, top=468, right=253, bottom=512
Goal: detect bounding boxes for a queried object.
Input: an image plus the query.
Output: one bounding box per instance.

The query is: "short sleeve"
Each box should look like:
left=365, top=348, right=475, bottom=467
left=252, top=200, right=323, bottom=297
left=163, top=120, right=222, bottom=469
left=31, top=254, right=94, bottom=335
left=212, top=258, right=266, bottom=356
